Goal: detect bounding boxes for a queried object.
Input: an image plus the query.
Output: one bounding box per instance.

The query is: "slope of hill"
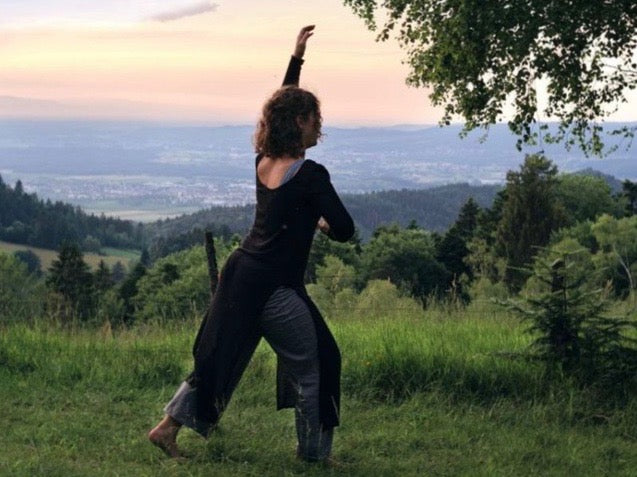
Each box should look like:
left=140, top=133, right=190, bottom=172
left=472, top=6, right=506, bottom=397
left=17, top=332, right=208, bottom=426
left=0, top=175, right=144, bottom=251
left=143, top=182, right=503, bottom=241
left=3, top=166, right=626, bottom=251
left=342, top=183, right=501, bottom=237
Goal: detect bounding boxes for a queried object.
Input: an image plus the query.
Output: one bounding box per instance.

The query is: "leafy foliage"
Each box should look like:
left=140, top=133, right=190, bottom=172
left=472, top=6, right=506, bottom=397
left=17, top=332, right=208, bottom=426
left=0, top=252, right=45, bottom=323
left=591, top=214, right=637, bottom=298
left=555, top=173, right=622, bottom=226
left=362, top=224, right=449, bottom=303
left=305, top=230, right=362, bottom=284
left=133, top=246, right=211, bottom=322
left=306, top=255, right=359, bottom=318
left=344, top=0, right=637, bottom=154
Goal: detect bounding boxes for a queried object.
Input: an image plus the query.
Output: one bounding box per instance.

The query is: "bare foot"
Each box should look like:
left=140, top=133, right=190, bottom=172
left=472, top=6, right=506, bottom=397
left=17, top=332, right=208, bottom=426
left=148, top=418, right=182, bottom=458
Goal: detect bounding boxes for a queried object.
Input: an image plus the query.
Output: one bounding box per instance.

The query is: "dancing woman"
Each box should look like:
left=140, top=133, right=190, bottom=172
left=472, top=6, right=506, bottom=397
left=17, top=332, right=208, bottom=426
left=149, top=25, right=354, bottom=463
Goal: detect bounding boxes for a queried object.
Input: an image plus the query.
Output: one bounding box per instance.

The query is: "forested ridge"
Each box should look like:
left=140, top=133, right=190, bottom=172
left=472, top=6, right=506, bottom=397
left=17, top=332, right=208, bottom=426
left=343, top=183, right=500, bottom=237
left=0, top=174, right=144, bottom=251
left=1, top=173, right=501, bottom=252
left=145, top=182, right=503, bottom=242
left=1, top=167, right=632, bottom=268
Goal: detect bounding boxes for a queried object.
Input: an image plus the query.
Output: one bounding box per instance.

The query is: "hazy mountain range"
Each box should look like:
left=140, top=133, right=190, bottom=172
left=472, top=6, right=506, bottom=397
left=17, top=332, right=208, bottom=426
left=1, top=119, right=634, bottom=221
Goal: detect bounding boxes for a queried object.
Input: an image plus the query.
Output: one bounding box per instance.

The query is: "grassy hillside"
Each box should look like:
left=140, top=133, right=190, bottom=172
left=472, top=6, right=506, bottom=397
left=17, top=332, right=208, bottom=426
left=2, top=303, right=636, bottom=476
left=0, top=240, right=139, bottom=271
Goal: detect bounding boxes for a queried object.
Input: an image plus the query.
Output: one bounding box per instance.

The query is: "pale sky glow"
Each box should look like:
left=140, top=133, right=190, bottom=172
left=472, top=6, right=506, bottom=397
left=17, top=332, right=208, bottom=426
left=1, top=1, right=635, bottom=126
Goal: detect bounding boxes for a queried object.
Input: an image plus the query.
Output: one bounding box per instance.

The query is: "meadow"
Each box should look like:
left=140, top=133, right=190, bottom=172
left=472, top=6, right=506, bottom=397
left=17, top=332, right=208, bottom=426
left=0, top=240, right=139, bottom=271
left=2, top=300, right=636, bottom=477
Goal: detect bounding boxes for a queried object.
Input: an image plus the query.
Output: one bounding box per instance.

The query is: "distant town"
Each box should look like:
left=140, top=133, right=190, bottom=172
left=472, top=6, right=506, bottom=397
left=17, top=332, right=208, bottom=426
left=1, top=120, right=635, bottom=221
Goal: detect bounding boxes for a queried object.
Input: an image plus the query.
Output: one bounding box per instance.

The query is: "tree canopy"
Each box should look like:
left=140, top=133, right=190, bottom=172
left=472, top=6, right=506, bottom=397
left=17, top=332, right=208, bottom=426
left=362, top=224, right=449, bottom=302
left=344, top=0, right=637, bottom=155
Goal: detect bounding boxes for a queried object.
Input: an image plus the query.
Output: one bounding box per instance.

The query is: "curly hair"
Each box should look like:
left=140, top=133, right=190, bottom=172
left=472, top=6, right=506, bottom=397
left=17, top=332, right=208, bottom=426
left=254, top=86, right=322, bottom=158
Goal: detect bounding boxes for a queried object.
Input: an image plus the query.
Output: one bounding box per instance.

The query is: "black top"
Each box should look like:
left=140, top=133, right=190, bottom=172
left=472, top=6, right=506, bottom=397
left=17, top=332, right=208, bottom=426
left=240, top=55, right=354, bottom=284
left=240, top=158, right=354, bottom=285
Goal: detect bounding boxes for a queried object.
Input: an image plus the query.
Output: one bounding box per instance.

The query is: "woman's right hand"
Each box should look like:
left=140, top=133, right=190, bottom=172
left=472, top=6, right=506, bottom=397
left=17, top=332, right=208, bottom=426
left=317, top=216, right=330, bottom=235
left=293, top=25, right=315, bottom=59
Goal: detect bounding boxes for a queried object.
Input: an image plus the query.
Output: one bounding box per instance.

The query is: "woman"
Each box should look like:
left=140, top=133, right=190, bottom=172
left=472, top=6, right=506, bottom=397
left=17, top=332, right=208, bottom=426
left=149, top=25, right=354, bottom=463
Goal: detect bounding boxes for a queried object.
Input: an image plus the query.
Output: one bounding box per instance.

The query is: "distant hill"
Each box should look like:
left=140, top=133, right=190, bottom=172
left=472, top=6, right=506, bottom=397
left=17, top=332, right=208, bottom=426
left=342, top=183, right=502, bottom=237
left=2, top=166, right=625, bottom=255
left=143, top=182, right=503, bottom=241
left=1, top=120, right=634, bottom=221
left=143, top=167, right=627, bottom=241
left=0, top=175, right=143, bottom=251
left=145, top=205, right=254, bottom=240
left=573, top=168, right=625, bottom=193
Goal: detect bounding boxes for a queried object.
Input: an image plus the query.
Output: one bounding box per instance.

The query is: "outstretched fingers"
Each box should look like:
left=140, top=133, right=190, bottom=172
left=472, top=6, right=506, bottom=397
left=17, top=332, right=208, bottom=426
left=294, top=25, right=315, bottom=59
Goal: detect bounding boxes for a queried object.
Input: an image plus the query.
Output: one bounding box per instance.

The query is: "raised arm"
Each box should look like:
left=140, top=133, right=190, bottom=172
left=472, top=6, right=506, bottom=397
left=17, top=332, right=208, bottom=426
left=282, top=25, right=315, bottom=87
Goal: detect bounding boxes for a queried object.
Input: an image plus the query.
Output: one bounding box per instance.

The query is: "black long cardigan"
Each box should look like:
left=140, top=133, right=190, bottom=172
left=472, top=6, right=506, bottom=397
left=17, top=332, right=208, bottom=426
left=187, top=56, right=355, bottom=435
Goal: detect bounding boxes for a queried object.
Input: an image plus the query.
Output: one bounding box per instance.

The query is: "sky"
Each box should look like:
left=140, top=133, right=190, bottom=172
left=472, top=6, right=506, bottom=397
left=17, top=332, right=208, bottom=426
left=1, top=0, right=636, bottom=126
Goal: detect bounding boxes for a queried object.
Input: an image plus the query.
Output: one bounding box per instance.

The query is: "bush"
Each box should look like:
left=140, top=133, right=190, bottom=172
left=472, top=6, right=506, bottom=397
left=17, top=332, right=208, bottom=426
left=354, top=280, right=424, bottom=321
left=505, top=250, right=637, bottom=392
left=0, top=252, right=45, bottom=323
left=307, top=255, right=358, bottom=319
left=362, top=225, right=449, bottom=304
left=133, top=246, right=210, bottom=322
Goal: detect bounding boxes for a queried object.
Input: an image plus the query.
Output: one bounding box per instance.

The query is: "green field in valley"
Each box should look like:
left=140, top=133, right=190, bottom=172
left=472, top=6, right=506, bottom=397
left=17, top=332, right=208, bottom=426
left=0, top=240, right=139, bottom=271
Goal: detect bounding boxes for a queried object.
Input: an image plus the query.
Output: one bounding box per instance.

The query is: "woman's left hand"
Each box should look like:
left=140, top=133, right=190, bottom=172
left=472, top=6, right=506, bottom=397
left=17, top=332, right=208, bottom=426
left=294, top=25, right=315, bottom=59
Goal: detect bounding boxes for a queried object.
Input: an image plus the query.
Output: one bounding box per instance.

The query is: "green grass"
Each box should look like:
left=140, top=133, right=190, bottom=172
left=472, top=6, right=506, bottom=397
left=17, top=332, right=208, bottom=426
left=0, top=240, right=139, bottom=270
left=99, top=247, right=142, bottom=263
left=1, top=307, right=636, bottom=476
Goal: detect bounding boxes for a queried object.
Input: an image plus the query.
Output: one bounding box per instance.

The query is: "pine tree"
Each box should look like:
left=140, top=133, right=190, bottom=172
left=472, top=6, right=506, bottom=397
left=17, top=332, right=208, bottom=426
left=94, top=260, right=113, bottom=293
left=46, top=243, right=94, bottom=320
left=14, top=180, right=24, bottom=195
left=437, top=198, right=480, bottom=280
left=621, top=180, right=637, bottom=216
left=140, top=247, right=151, bottom=267
left=118, top=262, right=147, bottom=322
left=496, top=155, right=566, bottom=290
left=111, top=261, right=126, bottom=284
left=455, top=198, right=480, bottom=237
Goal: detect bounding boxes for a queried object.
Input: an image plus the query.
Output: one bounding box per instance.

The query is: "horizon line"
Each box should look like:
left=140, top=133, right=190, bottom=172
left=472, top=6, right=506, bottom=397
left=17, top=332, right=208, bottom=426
left=2, top=117, right=636, bottom=129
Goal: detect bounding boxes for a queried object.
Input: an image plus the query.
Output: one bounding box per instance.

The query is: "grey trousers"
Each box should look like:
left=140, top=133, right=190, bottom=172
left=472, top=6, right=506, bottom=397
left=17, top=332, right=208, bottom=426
left=164, top=286, right=333, bottom=461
